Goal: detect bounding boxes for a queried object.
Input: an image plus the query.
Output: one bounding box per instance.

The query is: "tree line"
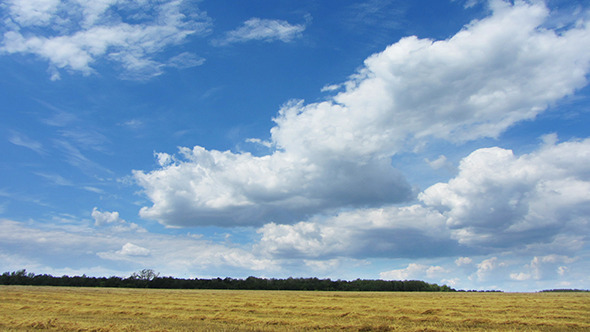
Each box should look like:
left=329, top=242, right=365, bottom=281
left=1, top=269, right=455, bottom=292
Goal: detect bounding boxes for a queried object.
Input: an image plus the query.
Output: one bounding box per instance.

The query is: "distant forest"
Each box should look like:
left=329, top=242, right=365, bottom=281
left=2, top=269, right=456, bottom=292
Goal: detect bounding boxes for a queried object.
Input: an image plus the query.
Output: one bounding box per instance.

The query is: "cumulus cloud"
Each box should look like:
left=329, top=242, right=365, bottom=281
left=0, top=0, right=211, bottom=80
left=135, top=1, right=590, bottom=228
left=135, top=146, right=412, bottom=226
left=118, top=242, right=150, bottom=256
left=254, top=135, right=590, bottom=267
left=420, top=138, right=590, bottom=250
left=92, top=207, right=142, bottom=232
left=215, top=17, right=308, bottom=45
left=256, top=205, right=456, bottom=259
left=92, top=207, right=125, bottom=226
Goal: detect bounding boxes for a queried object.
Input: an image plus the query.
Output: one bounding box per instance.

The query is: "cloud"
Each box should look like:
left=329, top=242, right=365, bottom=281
left=166, top=51, right=205, bottom=69
left=83, top=186, right=104, bottom=194
left=117, top=242, right=151, bottom=257
left=4, top=0, right=60, bottom=27
left=92, top=207, right=142, bottom=232
left=380, top=263, right=447, bottom=281
left=425, top=155, right=450, bottom=170
left=34, top=172, right=72, bottom=186
left=92, top=207, right=125, bottom=226
left=0, top=218, right=276, bottom=277
left=509, top=272, right=531, bottom=281
left=256, top=204, right=457, bottom=259
left=510, top=255, right=577, bottom=282
left=53, top=139, right=111, bottom=175
left=475, top=257, right=504, bottom=281
left=455, top=257, right=473, bottom=266
left=420, top=137, right=590, bottom=250
left=0, top=0, right=211, bottom=80
left=453, top=0, right=484, bottom=9
left=320, top=84, right=341, bottom=92
left=134, top=145, right=413, bottom=226
left=8, top=132, right=45, bottom=154
left=135, top=1, right=590, bottom=228
left=58, top=128, right=109, bottom=152
left=254, top=135, right=590, bottom=268
left=215, top=17, right=308, bottom=45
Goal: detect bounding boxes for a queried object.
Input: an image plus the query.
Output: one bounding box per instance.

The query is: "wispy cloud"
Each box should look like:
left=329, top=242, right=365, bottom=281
left=58, top=127, right=109, bottom=152
left=83, top=186, right=104, bottom=194
left=215, top=17, right=308, bottom=46
left=33, top=172, right=72, bottom=186
left=166, top=52, right=205, bottom=69
left=0, top=0, right=211, bottom=80
left=53, top=139, right=112, bottom=175
left=8, top=131, right=45, bottom=155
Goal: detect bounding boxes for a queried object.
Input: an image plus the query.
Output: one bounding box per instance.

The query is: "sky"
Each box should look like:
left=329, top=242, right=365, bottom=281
left=1, top=0, right=589, bottom=292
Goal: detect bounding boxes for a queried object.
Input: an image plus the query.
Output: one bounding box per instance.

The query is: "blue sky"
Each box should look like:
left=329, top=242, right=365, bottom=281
left=1, top=0, right=590, bottom=291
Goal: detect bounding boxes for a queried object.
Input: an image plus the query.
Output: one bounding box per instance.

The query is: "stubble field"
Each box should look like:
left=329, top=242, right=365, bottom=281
left=0, top=286, right=589, bottom=331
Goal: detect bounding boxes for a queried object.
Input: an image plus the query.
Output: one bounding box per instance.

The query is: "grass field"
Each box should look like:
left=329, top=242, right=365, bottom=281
left=1, top=286, right=589, bottom=331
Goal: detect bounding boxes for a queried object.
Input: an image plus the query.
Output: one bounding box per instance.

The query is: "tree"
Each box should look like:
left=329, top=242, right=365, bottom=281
left=131, top=269, right=160, bottom=281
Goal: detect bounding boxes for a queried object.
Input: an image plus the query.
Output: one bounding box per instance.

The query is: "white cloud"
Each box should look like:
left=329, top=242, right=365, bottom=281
left=475, top=257, right=503, bottom=281
left=5, top=0, right=60, bottom=26
left=256, top=204, right=454, bottom=259
left=304, top=258, right=342, bottom=272
left=0, top=218, right=276, bottom=277
left=256, top=135, right=590, bottom=279
left=0, top=0, right=211, bottom=80
left=380, top=263, right=447, bottom=281
left=135, top=1, right=590, bottom=228
left=272, top=0, right=590, bottom=160
left=510, top=255, right=577, bottom=282
left=216, top=17, right=307, bottom=45
left=118, top=242, right=150, bottom=256
left=134, top=146, right=412, bottom=226
left=34, top=172, right=72, bottom=186
left=420, top=138, right=590, bottom=249
left=92, top=207, right=125, bottom=226
left=83, top=186, right=104, bottom=194
left=510, top=272, right=531, bottom=281
left=455, top=257, right=472, bottom=266
left=91, top=207, right=142, bottom=232
left=166, top=51, right=205, bottom=69
left=320, top=84, right=341, bottom=92
left=245, top=138, right=272, bottom=148
left=53, top=139, right=111, bottom=175
left=425, top=155, right=450, bottom=170
left=380, top=263, right=426, bottom=280
left=8, top=132, right=45, bottom=155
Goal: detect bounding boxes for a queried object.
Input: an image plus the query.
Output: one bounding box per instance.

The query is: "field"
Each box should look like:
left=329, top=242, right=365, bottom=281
left=0, top=286, right=589, bottom=331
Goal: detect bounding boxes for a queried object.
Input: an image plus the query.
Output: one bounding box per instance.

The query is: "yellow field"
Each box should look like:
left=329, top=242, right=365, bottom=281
left=0, top=286, right=588, bottom=331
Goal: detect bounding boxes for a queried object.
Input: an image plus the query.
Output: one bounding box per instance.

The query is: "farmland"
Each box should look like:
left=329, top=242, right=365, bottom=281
left=1, top=286, right=589, bottom=331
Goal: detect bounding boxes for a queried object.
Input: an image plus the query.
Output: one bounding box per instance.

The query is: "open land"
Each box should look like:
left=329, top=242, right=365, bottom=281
left=0, top=286, right=589, bottom=331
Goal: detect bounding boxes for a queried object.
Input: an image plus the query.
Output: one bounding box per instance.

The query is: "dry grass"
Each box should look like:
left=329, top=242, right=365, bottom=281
left=0, top=286, right=589, bottom=331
